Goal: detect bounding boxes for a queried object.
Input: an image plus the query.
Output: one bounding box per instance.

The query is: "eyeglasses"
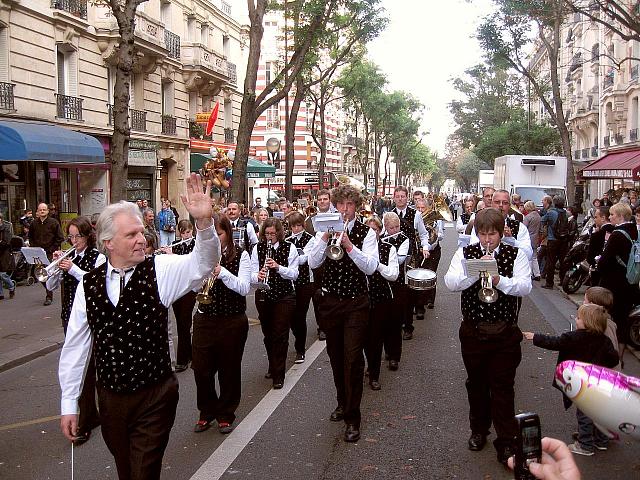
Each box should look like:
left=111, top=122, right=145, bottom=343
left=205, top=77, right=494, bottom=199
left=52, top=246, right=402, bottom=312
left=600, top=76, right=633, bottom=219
left=68, top=234, right=85, bottom=240
left=264, top=231, right=277, bottom=237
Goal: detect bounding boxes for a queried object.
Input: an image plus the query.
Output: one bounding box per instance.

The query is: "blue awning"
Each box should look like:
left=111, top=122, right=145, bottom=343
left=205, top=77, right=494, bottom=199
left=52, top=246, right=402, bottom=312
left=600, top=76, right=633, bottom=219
left=0, top=119, right=105, bottom=164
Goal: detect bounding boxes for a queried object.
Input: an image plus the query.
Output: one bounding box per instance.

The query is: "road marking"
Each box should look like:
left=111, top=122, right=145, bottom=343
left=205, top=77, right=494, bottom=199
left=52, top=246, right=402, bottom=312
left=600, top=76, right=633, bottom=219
left=189, top=339, right=327, bottom=480
left=0, top=415, right=60, bottom=431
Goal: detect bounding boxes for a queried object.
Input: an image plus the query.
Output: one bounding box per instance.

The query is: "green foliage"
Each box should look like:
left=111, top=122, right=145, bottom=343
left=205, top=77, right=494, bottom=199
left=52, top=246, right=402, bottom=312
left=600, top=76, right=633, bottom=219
left=454, top=149, right=491, bottom=192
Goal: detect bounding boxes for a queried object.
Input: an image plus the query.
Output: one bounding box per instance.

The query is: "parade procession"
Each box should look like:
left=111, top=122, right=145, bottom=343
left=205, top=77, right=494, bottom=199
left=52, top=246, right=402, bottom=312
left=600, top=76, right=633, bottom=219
left=3, top=1, right=640, bottom=480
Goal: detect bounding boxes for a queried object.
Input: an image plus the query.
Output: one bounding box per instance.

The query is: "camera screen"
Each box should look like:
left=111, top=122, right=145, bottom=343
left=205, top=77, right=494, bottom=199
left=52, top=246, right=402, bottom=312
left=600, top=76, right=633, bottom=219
left=522, top=425, right=540, bottom=455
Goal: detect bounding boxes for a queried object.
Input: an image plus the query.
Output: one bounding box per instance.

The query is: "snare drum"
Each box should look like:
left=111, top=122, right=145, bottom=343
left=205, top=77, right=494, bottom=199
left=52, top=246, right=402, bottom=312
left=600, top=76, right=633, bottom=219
left=405, top=268, right=437, bottom=290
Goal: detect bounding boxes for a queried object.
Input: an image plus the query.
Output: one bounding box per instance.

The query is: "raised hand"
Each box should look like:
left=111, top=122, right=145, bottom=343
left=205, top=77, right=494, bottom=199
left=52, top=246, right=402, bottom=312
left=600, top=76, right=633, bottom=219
left=180, top=173, right=213, bottom=228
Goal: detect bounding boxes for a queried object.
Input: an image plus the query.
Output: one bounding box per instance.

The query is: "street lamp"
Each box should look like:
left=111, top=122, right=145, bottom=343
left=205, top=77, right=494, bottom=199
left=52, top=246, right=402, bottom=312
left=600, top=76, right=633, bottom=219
left=266, top=137, right=281, bottom=201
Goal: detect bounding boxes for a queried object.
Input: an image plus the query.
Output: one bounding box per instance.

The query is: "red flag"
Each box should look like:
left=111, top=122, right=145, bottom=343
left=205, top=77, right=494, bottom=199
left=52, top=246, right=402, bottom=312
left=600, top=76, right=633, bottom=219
left=205, top=101, right=219, bottom=136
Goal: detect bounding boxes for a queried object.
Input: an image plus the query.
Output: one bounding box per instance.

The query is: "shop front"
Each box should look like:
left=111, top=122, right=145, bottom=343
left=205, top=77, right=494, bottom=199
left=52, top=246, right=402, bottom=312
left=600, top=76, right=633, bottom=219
left=127, top=141, right=159, bottom=210
left=580, top=148, right=640, bottom=200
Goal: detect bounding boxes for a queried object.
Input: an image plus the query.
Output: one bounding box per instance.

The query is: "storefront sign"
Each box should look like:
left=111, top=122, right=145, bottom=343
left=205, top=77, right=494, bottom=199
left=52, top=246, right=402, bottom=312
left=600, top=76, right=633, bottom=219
left=128, top=149, right=157, bottom=167
left=582, top=169, right=632, bottom=179
left=129, top=140, right=159, bottom=150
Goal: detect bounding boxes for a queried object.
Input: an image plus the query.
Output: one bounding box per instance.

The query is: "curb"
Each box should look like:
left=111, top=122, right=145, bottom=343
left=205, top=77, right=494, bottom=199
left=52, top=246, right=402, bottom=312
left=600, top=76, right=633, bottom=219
left=0, top=335, right=65, bottom=374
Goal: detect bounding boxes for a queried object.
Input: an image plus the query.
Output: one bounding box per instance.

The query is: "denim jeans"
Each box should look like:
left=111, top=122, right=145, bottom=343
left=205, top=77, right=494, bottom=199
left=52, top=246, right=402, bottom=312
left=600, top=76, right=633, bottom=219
left=577, top=408, right=609, bottom=450
left=0, top=271, right=15, bottom=296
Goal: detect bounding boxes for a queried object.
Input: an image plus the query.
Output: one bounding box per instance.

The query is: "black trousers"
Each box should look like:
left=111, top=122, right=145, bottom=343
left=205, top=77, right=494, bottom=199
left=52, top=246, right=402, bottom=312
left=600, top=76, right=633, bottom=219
left=77, top=352, right=100, bottom=434
left=422, top=244, right=441, bottom=306
left=255, top=293, right=296, bottom=383
left=311, top=267, right=325, bottom=333
left=292, top=282, right=314, bottom=354
left=172, top=291, right=197, bottom=366
left=459, top=323, right=522, bottom=453
left=192, top=311, right=248, bottom=424
left=365, top=298, right=393, bottom=381
left=545, top=239, right=569, bottom=287
left=385, top=285, right=406, bottom=361
left=97, top=375, right=179, bottom=480
left=316, top=293, right=369, bottom=426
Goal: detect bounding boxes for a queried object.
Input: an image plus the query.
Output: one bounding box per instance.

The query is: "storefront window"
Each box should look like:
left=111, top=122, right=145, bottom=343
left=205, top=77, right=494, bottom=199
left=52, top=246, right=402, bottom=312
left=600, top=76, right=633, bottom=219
left=79, top=167, right=108, bottom=217
left=0, top=162, right=27, bottom=234
left=49, top=166, right=79, bottom=215
left=126, top=175, right=153, bottom=205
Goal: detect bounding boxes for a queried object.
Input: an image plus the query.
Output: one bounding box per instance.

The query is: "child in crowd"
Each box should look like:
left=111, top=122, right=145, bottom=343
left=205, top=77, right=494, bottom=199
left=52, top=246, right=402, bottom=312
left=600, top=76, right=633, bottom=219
left=523, top=304, right=618, bottom=456
left=583, top=286, right=619, bottom=360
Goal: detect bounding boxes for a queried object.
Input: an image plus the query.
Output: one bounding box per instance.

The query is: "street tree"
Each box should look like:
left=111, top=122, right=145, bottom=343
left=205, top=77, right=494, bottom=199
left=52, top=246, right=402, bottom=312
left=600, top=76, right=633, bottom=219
left=454, top=149, right=491, bottom=193
left=564, top=1, right=640, bottom=44
left=478, top=0, right=576, bottom=204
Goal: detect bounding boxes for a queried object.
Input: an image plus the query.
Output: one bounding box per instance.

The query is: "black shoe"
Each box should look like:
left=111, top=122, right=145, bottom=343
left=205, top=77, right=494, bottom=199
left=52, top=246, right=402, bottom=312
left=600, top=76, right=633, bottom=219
left=403, top=331, right=413, bottom=340
left=72, top=431, right=91, bottom=446
left=415, top=314, right=424, bottom=320
left=427, top=303, right=434, bottom=309
left=388, top=360, right=399, bottom=371
left=43, top=297, right=52, bottom=306
left=369, top=380, right=381, bottom=391
left=9, top=289, right=15, bottom=299
left=344, top=424, right=360, bottom=442
left=174, top=364, right=188, bottom=372
left=273, top=380, right=284, bottom=389
left=330, top=406, right=344, bottom=422
left=532, top=276, right=541, bottom=281
left=468, top=433, right=487, bottom=451
left=294, top=353, right=305, bottom=364
left=318, top=330, right=327, bottom=341
left=541, top=284, right=554, bottom=290
left=264, top=372, right=272, bottom=379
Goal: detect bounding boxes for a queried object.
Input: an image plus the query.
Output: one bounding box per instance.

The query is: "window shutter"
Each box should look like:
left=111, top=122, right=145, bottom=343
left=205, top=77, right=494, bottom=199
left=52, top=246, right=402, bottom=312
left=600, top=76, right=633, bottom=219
left=57, top=49, right=65, bottom=94
left=0, top=27, right=8, bottom=82
left=67, top=51, right=78, bottom=97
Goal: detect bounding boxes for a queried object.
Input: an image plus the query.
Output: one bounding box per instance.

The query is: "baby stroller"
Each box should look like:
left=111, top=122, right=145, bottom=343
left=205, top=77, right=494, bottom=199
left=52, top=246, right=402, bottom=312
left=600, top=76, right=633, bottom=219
left=9, top=236, right=34, bottom=286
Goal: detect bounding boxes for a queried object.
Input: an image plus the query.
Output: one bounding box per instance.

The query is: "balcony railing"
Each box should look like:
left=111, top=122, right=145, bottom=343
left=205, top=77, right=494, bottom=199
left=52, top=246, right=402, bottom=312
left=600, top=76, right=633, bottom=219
left=631, top=128, right=638, bottom=142
left=161, top=115, right=176, bottom=135
left=573, top=150, right=580, bottom=160
left=591, top=146, right=598, bottom=157
left=51, top=0, right=87, bottom=19
left=0, top=82, right=15, bottom=110
left=221, top=0, right=232, bottom=15
left=165, top=30, right=180, bottom=59
left=604, top=71, right=614, bottom=88
left=56, top=94, right=83, bottom=120
left=632, top=65, right=639, bottom=82
left=581, top=148, right=589, bottom=159
left=131, top=109, right=146, bottom=132
left=227, top=62, right=237, bottom=85
left=615, top=133, right=624, bottom=144
left=604, top=135, right=610, bottom=147
left=224, top=127, right=235, bottom=143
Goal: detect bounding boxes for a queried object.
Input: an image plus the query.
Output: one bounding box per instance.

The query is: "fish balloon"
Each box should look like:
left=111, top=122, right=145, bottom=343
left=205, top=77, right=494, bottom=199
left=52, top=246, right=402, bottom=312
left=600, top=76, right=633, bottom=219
left=555, top=360, right=640, bottom=441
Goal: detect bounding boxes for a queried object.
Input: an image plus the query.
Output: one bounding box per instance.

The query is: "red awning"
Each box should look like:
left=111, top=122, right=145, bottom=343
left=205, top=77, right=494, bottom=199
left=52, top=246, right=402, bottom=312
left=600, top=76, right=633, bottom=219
left=580, top=149, right=640, bottom=181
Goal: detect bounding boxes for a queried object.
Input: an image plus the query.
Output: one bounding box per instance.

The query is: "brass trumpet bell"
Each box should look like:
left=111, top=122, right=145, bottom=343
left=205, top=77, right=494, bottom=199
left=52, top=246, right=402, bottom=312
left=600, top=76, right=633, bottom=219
left=478, top=271, right=498, bottom=303
left=196, top=277, right=215, bottom=304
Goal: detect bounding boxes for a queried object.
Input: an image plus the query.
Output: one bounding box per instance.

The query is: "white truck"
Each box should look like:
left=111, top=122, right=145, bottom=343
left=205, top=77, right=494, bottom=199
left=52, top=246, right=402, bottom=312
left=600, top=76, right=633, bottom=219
left=477, top=170, right=494, bottom=194
left=493, top=155, right=567, bottom=207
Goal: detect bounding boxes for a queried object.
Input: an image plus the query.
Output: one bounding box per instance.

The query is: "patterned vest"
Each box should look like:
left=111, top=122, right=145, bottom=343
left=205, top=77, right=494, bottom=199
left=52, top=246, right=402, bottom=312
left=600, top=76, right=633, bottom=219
left=198, top=249, right=246, bottom=316
left=61, top=248, right=101, bottom=323
left=383, top=232, right=408, bottom=284
left=172, top=237, right=195, bottom=255
left=288, top=231, right=313, bottom=287
left=84, top=258, right=172, bottom=393
left=461, top=212, right=471, bottom=225
left=257, top=240, right=294, bottom=301
left=506, top=217, right=520, bottom=238
left=396, top=207, right=418, bottom=255
left=322, top=220, right=370, bottom=299
left=368, top=240, right=394, bottom=305
left=461, top=243, right=519, bottom=325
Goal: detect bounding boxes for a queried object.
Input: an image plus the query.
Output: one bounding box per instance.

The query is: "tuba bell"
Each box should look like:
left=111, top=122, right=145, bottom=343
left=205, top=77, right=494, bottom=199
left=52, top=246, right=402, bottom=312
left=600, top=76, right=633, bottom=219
left=422, top=195, right=453, bottom=244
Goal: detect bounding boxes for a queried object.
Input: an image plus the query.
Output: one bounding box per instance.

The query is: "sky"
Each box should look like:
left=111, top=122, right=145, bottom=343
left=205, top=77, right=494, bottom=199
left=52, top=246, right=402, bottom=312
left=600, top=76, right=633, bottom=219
left=367, top=0, right=496, bottom=156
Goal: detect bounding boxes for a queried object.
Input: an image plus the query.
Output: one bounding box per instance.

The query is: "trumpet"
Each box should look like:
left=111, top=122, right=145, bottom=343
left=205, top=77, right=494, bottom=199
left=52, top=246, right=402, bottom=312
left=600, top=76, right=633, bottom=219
left=256, top=239, right=273, bottom=291
left=478, top=243, right=498, bottom=304
left=196, top=265, right=220, bottom=305
left=326, top=219, right=348, bottom=261
left=34, top=247, right=75, bottom=282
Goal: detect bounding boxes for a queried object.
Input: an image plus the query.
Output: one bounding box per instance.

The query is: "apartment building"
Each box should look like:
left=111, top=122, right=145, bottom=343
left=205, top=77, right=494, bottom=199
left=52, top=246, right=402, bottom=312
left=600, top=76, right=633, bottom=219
left=0, top=0, right=246, bottom=231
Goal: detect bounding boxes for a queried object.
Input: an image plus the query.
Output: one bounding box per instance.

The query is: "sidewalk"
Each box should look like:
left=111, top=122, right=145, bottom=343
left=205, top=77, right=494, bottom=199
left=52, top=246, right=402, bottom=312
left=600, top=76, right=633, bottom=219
left=0, top=281, right=64, bottom=372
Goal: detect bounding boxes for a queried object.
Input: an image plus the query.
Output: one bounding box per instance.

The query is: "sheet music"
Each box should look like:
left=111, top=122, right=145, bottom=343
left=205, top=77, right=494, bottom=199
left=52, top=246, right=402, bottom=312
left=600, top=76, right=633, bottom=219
left=312, top=212, right=344, bottom=232
left=21, top=247, right=50, bottom=265
left=463, top=258, right=499, bottom=278
left=458, top=234, right=471, bottom=247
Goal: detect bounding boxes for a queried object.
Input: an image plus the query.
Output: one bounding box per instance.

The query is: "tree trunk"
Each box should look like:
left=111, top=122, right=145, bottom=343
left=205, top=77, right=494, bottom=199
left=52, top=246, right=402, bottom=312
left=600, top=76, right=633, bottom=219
left=317, top=99, right=328, bottom=192
left=362, top=120, right=370, bottom=183
left=374, top=131, right=381, bottom=195
left=285, top=79, right=304, bottom=200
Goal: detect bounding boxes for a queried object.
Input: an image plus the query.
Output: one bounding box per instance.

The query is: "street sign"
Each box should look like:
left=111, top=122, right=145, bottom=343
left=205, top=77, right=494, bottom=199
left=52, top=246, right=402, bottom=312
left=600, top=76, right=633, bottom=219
left=195, top=113, right=210, bottom=123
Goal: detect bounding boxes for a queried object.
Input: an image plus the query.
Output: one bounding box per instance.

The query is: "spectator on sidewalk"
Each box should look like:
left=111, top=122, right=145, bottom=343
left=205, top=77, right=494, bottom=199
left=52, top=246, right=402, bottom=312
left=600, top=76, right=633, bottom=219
left=0, top=212, right=16, bottom=300
left=540, top=196, right=569, bottom=289
left=157, top=199, right=177, bottom=247
left=586, top=206, right=613, bottom=287
left=19, top=209, right=33, bottom=240
left=142, top=207, right=160, bottom=249
left=523, top=201, right=542, bottom=281
left=28, top=203, right=64, bottom=305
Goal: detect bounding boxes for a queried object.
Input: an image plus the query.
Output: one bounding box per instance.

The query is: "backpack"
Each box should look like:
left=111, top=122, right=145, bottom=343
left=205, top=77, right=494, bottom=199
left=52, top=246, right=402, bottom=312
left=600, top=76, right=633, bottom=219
left=553, top=208, right=569, bottom=239
left=615, top=230, right=640, bottom=284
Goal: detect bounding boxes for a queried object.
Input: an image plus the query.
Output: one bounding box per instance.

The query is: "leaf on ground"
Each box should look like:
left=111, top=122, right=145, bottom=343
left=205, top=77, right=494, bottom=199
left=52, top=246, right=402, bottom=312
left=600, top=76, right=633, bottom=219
left=364, top=437, right=378, bottom=443
left=402, top=415, right=416, bottom=420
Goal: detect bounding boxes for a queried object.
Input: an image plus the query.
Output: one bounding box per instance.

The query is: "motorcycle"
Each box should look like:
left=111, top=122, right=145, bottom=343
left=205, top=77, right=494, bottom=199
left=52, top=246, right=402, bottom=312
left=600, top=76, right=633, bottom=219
left=561, top=219, right=594, bottom=294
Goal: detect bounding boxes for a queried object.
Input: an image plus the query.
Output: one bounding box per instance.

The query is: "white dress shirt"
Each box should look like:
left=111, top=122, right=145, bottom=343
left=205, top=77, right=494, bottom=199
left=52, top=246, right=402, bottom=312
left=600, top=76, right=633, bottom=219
left=59, top=223, right=221, bottom=415
left=444, top=243, right=532, bottom=297
left=250, top=241, right=300, bottom=284
left=218, top=250, right=252, bottom=296
left=306, top=218, right=379, bottom=275
left=395, top=207, right=430, bottom=249
left=469, top=217, right=533, bottom=260
left=290, top=232, right=316, bottom=283
left=377, top=244, right=399, bottom=281
left=45, top=248, right=107, bottom=291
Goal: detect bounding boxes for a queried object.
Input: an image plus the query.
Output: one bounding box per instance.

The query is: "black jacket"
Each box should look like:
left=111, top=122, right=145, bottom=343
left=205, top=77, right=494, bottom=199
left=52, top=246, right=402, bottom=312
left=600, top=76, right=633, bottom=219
left=533, top=329, right=619, bottom=408
left=587, top=223, right=614, bottom=266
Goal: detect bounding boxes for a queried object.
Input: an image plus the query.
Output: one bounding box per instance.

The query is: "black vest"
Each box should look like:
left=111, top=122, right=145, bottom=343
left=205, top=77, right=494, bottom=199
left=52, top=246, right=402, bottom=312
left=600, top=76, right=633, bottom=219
left=257, top=240, right=294, bottom=301
left=84, top=258, right=172, bottom=393
left=396, top=207, right=418, bottom=255
left=322, top=220, right=370, bottom=299
left=61, top=248, right=101, bottom=324
left=461, top=212, right=471, bottom=226
left=506, top=217, right=520, bottom=238
left=288, top=231, right=313, bottom=287
left=232, top=219, right=251, bottom=250
left=172, top=237, right=195, bottom=255
left=198, top=249, right=247, bottom=316
left=368, top=240, right=394, bottom=305
left=461, top=243, right=519, bottom=325
left=382, top=232, right=408, bottom=284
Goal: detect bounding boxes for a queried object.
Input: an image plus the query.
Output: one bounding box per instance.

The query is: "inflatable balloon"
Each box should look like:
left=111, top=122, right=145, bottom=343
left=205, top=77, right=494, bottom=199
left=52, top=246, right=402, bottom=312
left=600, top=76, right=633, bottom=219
left=225, top=169, right=232, bottom=180
left=555, top=360, right=640, bottom=441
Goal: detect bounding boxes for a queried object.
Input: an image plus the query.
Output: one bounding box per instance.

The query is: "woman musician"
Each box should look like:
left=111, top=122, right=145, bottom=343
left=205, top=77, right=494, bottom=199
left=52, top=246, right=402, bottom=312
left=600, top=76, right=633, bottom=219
left=46, top=216, right=105, bottom=445
left=363, top=217, right=399, bottom=391
left=192, top=213, right=251, bottom=434
left=251, top=217, right=299, bottom=389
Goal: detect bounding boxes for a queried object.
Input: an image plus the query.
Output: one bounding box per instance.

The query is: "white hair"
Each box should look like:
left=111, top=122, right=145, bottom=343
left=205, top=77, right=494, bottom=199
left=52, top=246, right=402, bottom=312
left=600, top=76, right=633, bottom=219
left=96, top=201, right=143, bottom=255
left=382, top=211, right=400, bottom=227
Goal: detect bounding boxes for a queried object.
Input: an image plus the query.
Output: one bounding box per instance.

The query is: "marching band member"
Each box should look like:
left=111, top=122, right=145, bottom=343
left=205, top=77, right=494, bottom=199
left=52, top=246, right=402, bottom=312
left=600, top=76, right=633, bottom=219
left=444, top=207, right=531, bottom=467
left=47, top=216, right=106, bottom=445
left=416, top=198, right=445, bottom=310
left=251, top=217, right=299, bottom=389
left=392, top=186, right=430, bottom=338
left=364, top=217, right=399, bottom=391
left=381, top=212, right=410, bottom=371
left=227, top=201, right=258, bottom=252
left=456, top=198, right=475, bottom=233
left=307, top=184, right=379, bottom=443
left=191, top=214, right=251, bottom=435
left=286, top=212, right=316, bottom=364
left=170, top=220, right=196, bottom=372
left=59, top=174, right=220, bottom=480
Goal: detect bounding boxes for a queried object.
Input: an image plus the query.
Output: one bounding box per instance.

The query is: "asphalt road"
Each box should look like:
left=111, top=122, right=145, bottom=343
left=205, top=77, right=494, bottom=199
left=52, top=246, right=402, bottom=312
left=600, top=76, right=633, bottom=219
left=1, top=225, right=639, bottom=479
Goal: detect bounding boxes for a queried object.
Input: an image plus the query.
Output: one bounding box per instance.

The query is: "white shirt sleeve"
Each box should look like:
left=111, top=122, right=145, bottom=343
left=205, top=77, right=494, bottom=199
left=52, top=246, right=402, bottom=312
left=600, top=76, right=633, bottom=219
left=246, top=226, right=258, bottom=248
left=444, top=247, right=477, bottom=292
left=347, top=226, right=379, bottom=275
left=46, top=253, right=107, bottom=291
left=276, top=243, right=299, bottom=281
left=514, top=222, right=533, bottom=260
left=495, top=248, right=532, bottom=297
left=456, top=217, right=465, bottom=234
left=396, top=238, right=409, bottom=266
left=378, top=245, right=399, bottom=281
left=218, top=250, right=251, bottom=296
left=306, top=232, right=328, bottom=269
left=414, top=213, right=430, bottom=248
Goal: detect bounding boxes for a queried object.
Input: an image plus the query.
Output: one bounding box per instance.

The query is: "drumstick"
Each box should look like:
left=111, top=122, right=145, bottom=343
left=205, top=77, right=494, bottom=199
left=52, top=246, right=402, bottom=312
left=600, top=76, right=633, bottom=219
left=71, top=442, right=74, bottom=480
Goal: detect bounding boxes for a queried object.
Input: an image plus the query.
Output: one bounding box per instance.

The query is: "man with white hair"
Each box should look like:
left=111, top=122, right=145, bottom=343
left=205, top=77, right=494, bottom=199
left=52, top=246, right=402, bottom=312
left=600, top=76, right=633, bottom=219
left=59, top=174, right=220, bottom=480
